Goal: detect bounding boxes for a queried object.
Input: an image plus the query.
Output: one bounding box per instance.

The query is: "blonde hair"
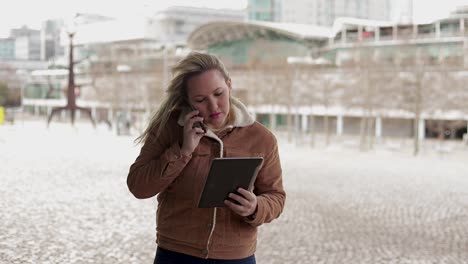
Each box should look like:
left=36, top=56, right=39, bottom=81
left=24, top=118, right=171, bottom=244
left=135, top=51, right=234, bottom=144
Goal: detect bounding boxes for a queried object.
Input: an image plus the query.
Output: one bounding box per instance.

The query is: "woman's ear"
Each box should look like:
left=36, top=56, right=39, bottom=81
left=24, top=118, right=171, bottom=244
left=226, top=78, right=232, bottom=92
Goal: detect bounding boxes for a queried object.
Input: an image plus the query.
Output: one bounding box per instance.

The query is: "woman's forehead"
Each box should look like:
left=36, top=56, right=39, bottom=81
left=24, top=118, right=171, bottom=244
left=187, top=70, right=226, bottom=91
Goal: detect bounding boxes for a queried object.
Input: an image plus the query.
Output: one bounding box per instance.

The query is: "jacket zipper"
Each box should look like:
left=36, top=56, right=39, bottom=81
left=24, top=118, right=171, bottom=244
left=204, top=207, right=217, bottom=258
left=204, top=136, right=224, bottom=258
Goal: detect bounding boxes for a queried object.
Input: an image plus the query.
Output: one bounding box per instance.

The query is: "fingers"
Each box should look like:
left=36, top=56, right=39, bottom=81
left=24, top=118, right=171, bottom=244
left=229, top=189, right=253, bottom=204
left=188, top=121, right=205, bottom=136
left=180, top=110, right=205, bottom=155
left=184, top=110, right=203, bottom=125
left=183, top=110, right=199, bottom=123
left=237, top=188, right=255, bottom=200
left=224, top=188, right=257, bottom=217
left=184, top=110, right=205, bottom=133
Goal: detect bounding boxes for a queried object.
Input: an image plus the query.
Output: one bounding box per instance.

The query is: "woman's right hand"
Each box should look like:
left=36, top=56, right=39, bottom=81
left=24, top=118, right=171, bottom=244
left=180, top=110, right=205, bottom=156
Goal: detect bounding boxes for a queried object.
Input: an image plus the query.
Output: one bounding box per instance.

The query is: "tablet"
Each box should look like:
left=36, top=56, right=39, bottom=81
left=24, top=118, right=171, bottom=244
left=197, top=157, right=264, bottom=208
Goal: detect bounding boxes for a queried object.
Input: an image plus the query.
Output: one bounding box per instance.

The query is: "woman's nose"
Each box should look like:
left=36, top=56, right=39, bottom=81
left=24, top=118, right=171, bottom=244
left=207, top=98, right=217, bottom=111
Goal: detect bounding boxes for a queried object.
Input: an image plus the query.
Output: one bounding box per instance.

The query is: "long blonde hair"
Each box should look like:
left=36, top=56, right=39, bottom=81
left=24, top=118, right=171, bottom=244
left=135, top=51, right=233, bottom=144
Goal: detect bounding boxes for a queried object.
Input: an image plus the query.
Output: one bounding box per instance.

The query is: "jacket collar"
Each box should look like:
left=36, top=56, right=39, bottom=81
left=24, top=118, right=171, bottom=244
left=176, top=97, right=254, bottom=157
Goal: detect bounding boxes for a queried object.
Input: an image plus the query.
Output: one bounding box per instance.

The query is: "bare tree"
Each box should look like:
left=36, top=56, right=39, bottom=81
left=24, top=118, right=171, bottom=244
left=339, top=47, right=384, bottom=151
left=0, top=82, right=8, bottom=106
left=387, top=43, right=466, bottom=155
left=289, top=62, right=320, bottom=146
left=0, top=63, right=23, bottom=108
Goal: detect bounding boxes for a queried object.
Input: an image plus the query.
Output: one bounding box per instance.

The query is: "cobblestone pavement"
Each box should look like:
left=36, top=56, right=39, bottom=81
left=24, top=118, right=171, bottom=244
left=1, top=122, right=468, bottom=263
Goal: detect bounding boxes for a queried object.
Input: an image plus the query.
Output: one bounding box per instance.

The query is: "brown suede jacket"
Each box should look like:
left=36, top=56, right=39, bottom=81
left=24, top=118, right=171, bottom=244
left=127, top=98, right=285, bottom=259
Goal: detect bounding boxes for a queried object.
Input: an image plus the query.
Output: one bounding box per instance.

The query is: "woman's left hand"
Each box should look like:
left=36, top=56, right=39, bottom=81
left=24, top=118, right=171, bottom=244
left=224, top=188, right=257, bottom=217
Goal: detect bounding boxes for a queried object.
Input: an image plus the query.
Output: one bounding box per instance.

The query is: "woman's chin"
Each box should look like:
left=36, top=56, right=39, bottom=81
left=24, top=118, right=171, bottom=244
left=207, top=119, right=226, bottom=129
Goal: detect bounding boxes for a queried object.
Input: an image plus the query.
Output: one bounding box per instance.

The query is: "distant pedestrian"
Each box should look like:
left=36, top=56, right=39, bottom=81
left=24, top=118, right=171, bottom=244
left=127, top=51, right=285, bottom=264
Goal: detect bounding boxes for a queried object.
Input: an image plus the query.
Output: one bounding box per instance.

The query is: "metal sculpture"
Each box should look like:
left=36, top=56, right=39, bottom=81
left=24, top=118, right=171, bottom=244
left=47, top=32, right=95, bottom=127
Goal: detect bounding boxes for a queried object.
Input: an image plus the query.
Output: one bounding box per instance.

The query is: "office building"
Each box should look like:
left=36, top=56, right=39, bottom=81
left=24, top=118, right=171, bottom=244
left=148, top=6, right=245, bottom=45
left=40, top=19, right=65, bottom=61
left=0, top=38, right=15, bottom=60
left=249, top=0, right=403, bottom=26
left=248, top=0, right=281, bottom=22
left=10, top=26, right=41, bottom=60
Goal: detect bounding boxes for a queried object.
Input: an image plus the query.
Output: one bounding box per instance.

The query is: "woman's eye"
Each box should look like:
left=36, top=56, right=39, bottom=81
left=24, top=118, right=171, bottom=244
left=215, top=93, right=222, bottom=97
left=195, top=99, right=204, bottom=103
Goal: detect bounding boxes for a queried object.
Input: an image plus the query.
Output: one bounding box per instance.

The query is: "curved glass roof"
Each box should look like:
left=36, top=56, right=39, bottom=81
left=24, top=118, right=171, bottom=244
left=188, top=21, right=332, bottom=50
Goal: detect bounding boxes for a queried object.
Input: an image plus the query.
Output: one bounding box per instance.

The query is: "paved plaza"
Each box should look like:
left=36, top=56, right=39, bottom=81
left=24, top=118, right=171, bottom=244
left=1, top=121, right=468, bottom=263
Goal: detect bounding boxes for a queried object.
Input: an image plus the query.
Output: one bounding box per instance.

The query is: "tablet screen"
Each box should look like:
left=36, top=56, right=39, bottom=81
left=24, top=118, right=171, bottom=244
left=197, top=157, right=264, bottom=208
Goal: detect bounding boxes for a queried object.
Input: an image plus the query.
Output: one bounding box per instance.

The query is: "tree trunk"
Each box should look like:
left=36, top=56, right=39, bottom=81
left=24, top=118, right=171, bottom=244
left=309, top=114, right=315, bottom=147
left=360, top=69, right=371, bottom=152
left=413, top=113, right=420, bottom=156
left=367, top=115, right=375, bottom=150
left=324, top=115, right=330, bottom=146
left=413, top=72, right=422, bottom=156
left=287, top=111, right=293, bottom=143
left=360, top=115, right=368, bottom=151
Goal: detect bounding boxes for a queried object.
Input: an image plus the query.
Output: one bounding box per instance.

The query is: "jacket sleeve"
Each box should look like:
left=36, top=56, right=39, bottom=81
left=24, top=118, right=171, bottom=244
left=246, top=139, right=286, bottom=227
left=127, top=128, right=192, bottom=199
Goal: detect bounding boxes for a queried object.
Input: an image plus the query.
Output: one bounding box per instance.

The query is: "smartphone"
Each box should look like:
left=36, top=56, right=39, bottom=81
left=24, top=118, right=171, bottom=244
left=190, top=105, right=206, bottom=133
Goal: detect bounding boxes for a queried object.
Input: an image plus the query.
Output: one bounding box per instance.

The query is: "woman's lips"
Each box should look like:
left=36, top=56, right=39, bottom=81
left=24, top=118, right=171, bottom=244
left=210, top=112, right=221, bottom=119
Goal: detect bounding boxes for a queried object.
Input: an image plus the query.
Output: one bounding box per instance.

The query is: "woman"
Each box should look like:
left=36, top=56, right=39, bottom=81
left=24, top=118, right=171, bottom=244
left=127, top=51, right=285, bottom=263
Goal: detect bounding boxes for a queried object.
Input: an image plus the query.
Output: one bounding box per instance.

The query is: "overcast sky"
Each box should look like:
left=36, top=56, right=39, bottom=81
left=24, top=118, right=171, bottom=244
left=413, top=0, right=468, bottom=22
left=0, top=0, right=247, bottom=37
left=1, top=0, right=468, bottom=38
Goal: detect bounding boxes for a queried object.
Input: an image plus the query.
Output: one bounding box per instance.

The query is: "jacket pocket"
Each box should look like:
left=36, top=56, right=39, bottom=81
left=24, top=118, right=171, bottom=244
left=220, top=209, right=242, bottom=246
left=172, top=145, right=211, bottom=204
left=221, top=210, right=257, bottom=246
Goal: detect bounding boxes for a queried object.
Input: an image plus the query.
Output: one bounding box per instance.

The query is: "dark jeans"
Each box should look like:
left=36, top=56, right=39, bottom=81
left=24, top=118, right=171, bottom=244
left=154, top=247, right=256, bottom=264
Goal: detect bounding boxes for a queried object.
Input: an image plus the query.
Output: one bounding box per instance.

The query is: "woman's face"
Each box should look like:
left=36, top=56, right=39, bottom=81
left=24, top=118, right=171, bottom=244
left=186, top=69, right=232, bottom=129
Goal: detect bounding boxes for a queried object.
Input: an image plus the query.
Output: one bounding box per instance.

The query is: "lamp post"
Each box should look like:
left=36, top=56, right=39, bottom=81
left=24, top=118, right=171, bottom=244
left=47, top=14, right=95, bottom=127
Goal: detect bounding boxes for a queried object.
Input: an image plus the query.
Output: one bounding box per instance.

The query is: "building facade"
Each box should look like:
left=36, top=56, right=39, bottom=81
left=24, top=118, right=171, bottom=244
left=325, top=16, right=468, bottom=67
left=249, top=0, right=397, bottom=26
left=248, top=0, right=281, bottom=22
left=40, top=19, right=65, bottom=61
left=147, top=6, right=245, bottom=46
left=188, top=14, right=468, bottom=140
left=0, top=38, right=15, bottom=60
left=391, top=0, right=413, bottom=24
left=10, top=26, right=41, bottom=60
